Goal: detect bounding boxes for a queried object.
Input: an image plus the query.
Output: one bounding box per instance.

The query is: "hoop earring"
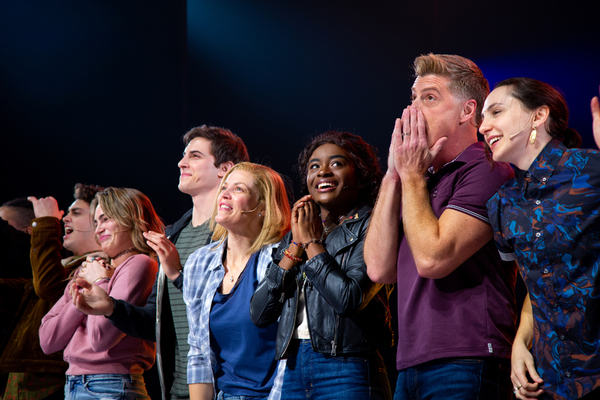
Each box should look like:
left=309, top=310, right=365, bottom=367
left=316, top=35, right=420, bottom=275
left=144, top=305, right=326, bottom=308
left=529, top=122, right=537, bottom=145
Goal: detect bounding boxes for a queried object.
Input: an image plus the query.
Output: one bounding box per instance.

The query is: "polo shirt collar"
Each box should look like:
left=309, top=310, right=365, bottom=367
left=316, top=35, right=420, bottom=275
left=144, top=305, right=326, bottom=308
left=428, top=141, right=485, bottom=176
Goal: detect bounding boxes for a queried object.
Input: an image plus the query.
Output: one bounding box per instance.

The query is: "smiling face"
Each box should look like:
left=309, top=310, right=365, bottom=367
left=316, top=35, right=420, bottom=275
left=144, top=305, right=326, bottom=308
left=411, top=74, right=465, bottom=148
left=62, top=199, right=98, bottom=255
left=306, top=143, right=360, bottom=213
left=480, top=86, right=535, bottom=167
left=94, top=204, right=134, bottom=258
left=178, top=137, right=224, bottom=197
left=214, top=170, right=262, bottom=232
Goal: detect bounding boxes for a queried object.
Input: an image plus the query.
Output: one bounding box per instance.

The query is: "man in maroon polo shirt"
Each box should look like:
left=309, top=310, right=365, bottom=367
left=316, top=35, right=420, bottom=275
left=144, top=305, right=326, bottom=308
left=365, top=53, right=517, bottom=400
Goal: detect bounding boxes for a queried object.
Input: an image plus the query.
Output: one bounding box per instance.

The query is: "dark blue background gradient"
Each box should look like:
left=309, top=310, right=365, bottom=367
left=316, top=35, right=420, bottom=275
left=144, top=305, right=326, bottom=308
left=2, top=0, right=598, bottom=224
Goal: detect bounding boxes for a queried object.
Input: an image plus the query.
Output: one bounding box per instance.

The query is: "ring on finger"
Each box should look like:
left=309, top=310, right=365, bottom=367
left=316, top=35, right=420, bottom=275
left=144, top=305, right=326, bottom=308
left=516, top=384, right=522, bottom=389
left=402, top=131, right=411, bottom=136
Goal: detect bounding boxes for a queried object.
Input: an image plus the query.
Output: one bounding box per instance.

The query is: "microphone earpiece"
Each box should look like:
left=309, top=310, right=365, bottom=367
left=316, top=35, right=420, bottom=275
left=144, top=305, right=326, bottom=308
left=508, top=114, right=535, bottom=140
left=240, top=204, right=261, bottom=214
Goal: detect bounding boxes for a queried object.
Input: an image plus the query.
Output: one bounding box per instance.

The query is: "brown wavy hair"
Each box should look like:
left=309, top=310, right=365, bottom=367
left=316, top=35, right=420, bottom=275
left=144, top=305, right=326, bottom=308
left=92, top=187, right=165, bottom=258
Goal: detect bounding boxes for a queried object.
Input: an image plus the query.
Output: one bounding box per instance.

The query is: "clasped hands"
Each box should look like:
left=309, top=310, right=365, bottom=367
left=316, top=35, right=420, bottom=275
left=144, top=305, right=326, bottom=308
left=280, top=195, right=326, bottom=266
left=291, top=195, right=323, bottom=246
left=70, top=255, right=115, bottom=316
left=76, top=256, right=113, bottom=285
left=387, top=107, right=447, bottom=181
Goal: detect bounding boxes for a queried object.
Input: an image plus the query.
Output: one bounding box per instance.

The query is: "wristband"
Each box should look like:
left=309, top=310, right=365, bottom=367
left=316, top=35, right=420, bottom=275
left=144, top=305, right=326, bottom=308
left=283, top=248, right=303, bottom=262
left=305, top=238, right=324, bottom=248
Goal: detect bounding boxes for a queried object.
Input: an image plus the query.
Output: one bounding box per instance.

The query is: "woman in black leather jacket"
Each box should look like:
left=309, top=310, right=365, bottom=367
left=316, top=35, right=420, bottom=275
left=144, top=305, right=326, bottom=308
left=250, top=131, right=393, bottom=400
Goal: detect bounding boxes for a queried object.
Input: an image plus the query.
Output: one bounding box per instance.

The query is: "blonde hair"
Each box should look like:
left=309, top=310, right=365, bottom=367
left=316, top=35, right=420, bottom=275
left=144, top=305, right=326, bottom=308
left=210, top=162, right=291, bottom=255
left=92, top=187, right=165, bottom=258
left=414, top=53, right=489, bottom=126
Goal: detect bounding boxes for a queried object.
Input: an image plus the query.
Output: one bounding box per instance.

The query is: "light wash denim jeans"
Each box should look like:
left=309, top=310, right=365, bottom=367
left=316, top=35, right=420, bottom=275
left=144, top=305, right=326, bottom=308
left=216, top=391, right=268, bottom=400
left=393, top=358, right=512, bottom=400
left=65, top=374, right=149, bottom=400
left=281, top=339, right=390, bottom=400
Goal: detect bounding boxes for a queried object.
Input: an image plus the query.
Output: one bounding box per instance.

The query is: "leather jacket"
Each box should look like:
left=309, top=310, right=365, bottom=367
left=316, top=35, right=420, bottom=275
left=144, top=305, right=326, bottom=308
left=250, top=204, right=392, bottom=359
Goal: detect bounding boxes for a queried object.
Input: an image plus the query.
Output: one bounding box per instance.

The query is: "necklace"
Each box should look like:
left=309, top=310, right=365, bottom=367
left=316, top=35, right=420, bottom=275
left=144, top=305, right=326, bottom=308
left=225, top=254, right=251, bottom=282
left=322, top=214, right=346, bottom=236
left=112, top=247, right=136, bottom=260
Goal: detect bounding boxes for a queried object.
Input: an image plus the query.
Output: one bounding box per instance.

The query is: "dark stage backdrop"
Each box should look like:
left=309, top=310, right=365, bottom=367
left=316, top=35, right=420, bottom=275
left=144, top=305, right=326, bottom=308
left=1, top=0, right=599, bottom=225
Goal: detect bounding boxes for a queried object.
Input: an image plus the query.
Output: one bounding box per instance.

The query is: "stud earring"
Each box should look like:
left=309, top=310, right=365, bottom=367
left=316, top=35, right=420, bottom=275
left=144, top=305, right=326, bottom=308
left=258, top=213, right=262, bottom=217
left=529, top=121, right=537, bottom=145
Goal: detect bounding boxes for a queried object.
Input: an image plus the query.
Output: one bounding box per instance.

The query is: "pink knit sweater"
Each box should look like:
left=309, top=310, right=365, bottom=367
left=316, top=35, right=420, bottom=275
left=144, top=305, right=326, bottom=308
left=39, top=254, right=158, bottom=375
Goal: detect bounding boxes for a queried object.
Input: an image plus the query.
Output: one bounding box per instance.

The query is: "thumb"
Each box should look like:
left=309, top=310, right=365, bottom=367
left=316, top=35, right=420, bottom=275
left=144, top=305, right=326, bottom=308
left=76, top=278, right=92, bottom=290
left=525, top=359, right=544, bottom=384
left=429, top=136, right=448, bottom=160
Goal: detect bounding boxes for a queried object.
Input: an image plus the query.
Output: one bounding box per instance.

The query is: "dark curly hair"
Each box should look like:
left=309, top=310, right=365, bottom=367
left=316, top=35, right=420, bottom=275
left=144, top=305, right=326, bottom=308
left=74, top=183, right=105, bottom=204
left=297, top=131, right=383, bottom=207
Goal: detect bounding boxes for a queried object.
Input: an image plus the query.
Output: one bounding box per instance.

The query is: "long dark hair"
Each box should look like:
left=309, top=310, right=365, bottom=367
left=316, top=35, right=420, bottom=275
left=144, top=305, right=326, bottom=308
left=297, top=131, right=383, bottom=207
left=496, top=77, right=581, bottom=148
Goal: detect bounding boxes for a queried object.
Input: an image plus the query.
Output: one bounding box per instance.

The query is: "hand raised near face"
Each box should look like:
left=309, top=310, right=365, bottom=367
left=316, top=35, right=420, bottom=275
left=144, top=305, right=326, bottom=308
left=144, top=231, right=182, bottom=281
left=27, top=196, right=64, bottom=219
left=295, top=198, right=323, bottom=244
left=291, top=195, right=311, bottom=245
left=392, top=108, right=447, bottom=179
left=592, top=86, right=600, bottom=149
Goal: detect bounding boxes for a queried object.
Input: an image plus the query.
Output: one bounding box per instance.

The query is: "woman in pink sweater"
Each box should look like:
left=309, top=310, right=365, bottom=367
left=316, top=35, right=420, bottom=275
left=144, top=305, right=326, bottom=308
left=39, top=187, right=164, bottom=400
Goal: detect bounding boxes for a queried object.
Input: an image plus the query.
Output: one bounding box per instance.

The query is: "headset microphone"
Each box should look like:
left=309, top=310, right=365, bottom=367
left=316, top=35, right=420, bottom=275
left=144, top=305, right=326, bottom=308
left=508, top=114, right=535, bottom=140
left=240, top=204, right=261, bottom=214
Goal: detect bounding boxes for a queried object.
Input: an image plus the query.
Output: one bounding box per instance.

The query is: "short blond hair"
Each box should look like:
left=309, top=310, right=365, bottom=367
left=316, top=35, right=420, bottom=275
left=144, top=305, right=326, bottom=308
left=211, top=162, right=291, bottom=255
left=414, top=53, right=489, bottom=126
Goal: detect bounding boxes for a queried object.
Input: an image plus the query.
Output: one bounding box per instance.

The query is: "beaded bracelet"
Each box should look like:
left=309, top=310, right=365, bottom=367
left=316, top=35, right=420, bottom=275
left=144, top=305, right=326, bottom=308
left=283, top=248, right=303, bottom=262
left=291, top=240, right=304, bottom=249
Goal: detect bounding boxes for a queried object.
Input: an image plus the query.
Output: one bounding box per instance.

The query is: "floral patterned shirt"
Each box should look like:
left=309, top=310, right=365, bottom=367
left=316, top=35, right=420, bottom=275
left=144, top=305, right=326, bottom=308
left=487, top=139, right=600, bottom=400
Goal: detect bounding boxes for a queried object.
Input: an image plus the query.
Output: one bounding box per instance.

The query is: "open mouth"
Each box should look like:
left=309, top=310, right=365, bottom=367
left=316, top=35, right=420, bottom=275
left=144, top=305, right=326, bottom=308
left=488, top=136, right=501, bottom=146
left=64, top=227, right=73, bottom=237
left=317, top=182, right=338, bottom=190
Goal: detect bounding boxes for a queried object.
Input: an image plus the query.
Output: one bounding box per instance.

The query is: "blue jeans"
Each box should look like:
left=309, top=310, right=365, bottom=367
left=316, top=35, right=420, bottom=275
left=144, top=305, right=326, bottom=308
left=65, top=374, right=149, bottom=400
left=393, top=358, right=512, bottom=400
left=216, top=392, right=268, bottom=400
left=281, top=339, right=391, bottom=400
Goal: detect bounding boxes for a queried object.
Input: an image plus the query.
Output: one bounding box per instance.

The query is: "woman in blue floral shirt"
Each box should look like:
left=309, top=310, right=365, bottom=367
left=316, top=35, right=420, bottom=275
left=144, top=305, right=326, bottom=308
left=481, top=78, right=600, bottom=400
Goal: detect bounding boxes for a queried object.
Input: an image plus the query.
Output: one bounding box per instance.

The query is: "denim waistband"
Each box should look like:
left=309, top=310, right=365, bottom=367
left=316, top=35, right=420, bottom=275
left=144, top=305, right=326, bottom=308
left=66, top=374, right=143, bottom=383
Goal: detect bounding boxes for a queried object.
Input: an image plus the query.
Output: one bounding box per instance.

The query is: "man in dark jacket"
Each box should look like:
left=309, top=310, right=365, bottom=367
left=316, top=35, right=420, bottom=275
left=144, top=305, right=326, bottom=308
left=75, top=126, right=249, bottom=400
left=0, top=184, right=104, bottom=400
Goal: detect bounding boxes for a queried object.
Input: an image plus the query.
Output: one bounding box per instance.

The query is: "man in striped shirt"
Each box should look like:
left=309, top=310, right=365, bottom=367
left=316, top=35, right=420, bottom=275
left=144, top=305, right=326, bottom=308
left=75, top=125, right=249, bottom=400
